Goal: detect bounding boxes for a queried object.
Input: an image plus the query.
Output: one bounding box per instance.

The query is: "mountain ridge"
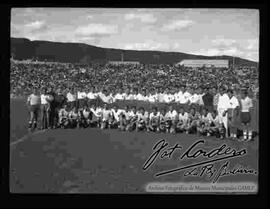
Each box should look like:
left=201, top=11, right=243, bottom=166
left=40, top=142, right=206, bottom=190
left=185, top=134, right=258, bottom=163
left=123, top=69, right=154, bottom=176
left=10, top=37, right=258, bottom=67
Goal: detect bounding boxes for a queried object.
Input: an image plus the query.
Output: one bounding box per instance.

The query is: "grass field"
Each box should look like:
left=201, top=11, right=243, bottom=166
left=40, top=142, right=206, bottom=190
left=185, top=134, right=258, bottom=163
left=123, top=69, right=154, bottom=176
left=10, top=99, right=258, bottom=193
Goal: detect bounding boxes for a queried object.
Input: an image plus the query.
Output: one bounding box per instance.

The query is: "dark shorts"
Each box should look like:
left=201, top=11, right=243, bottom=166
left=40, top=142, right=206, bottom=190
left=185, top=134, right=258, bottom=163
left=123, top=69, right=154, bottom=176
left=29, top=104, right=40, bottom=112
left=241, top=112, right=251, bottom=124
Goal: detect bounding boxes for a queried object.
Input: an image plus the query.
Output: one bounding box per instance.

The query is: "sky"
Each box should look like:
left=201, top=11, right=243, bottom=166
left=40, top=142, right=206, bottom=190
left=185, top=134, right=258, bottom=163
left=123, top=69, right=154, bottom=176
left=11, top=8, right=259, bottom=62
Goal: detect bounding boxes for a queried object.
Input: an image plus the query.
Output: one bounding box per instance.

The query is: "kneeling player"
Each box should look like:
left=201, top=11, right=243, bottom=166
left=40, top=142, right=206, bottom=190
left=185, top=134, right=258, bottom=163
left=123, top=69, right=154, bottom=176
left=208, top=110, right=225, bottom=138
left=68, top=107, right=79, bottom=128
left=79, top=105, right=91, bottom=128
left=110, top=105, right=123, bottom=129
left=136, top=107, right=149, bottom=132
left=165, top=106, right=178, bottom=133
left=149, top=107, right=160, bottom=132
left=176, top=107, right=188, bottom=133
left=159, top=108, right=167, bottom=133
left=119, top=105, right=129, bottom=131
left=186, top=108, right=199, bottom=134
left=125, top=106, right=138, bottom=132
left=197, top=108, right=211, bottom=136
left=89, top=104, right=102, bottom=127
left=58, top=104, right=69, bottom=128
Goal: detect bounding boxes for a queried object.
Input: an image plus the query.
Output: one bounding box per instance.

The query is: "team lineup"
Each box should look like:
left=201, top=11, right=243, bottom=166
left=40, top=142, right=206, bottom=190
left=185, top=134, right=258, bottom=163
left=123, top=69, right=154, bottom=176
left=27, top=86, right=255, bottom=141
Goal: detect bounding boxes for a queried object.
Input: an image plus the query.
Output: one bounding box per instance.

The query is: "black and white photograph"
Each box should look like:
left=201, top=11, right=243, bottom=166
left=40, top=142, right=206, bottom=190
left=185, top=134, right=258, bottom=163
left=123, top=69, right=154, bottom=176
left=9, top=8, right=259, bottom=194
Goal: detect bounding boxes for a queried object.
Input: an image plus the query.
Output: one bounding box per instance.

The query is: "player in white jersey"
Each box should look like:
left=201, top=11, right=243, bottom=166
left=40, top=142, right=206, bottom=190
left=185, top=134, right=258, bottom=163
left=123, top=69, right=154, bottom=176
left=208, top=110, right=225, bottom=138
left=149, top=107, right=160, bottom=132
left=119, top=105, right=130, bottom=131
left=158, top=108, right=167, bottom=132
left=90, top=104, right=102, bottom=127
left=186, top=107, right=200, bottom=134
left=78, top=105, right=91, bottom=128
left=77, top=88, right=87, bottom=110
left=40, top=88, right=51, bottom=129
left=125, top=106, right=138, bottom=131
left=239, top=90, right=253, bottom=141
left=136, top=107, right=149, bottom=132
left=100, top=104, right=113, bottom=129
left=58, top=104, right=69, bottom=128
left=165, top=106, right=178, bottom=133
left=226, top=89, right=240, bottom=139
left=27, top=88, right=41, bottom=130
left=176, top=107, right=189, bottom=133
left=111, top=105, right=124, bottom=129
left=197, top=108, right=212, bottom=136
left=87, top=87, right=98, bottom=106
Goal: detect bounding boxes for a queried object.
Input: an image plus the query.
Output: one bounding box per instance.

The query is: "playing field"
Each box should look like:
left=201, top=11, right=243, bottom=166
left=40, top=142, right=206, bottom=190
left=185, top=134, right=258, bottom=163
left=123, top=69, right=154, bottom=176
left=10, top=99, right=259, bottom=193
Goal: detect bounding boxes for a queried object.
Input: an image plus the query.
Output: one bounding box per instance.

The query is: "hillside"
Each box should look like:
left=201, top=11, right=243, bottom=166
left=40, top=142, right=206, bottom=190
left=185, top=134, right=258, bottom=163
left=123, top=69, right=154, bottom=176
left=10, top=37, right=258, bottom=67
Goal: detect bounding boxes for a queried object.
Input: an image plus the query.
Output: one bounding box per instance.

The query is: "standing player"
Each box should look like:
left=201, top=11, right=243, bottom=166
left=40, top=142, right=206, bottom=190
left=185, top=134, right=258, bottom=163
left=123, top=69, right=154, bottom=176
left=27, top=88, right=41, bottom=131
left=227, top=89, right=240, bottom=139
left=217, top=87, right=230, bottom=138
left=239, top=90, right=253, bottom=141
left=40, top=88, right=50, bottom=129
left=77, top=88, right=87, bottom=111
left=148, top=107, right=160, bottom=132
left=101, top=104, right=112, bottom=129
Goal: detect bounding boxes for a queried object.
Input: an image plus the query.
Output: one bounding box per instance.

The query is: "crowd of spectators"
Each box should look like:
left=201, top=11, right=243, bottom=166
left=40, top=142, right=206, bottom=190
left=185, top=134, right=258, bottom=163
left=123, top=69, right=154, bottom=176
left=10, top=59, right=259, bottom=100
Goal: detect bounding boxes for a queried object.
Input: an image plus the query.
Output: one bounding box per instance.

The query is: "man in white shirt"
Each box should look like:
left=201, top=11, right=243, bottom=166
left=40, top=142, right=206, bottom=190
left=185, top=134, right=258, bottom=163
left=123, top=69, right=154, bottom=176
left=176, top=107, right=188, bottom=133
left=90, top=104, right=102, bottom=127
left=189, top=89, right=200, bottom=105
left=136, top=107, right=149, bottom=131
left=66, top=89, right=76, bottom=109
left=40, top=88, right=50, bottom=129
left=181, top=88, right=191, bottom=105
left=197, top=88, right=205, bottom=106
left=101, top=104, right=112, bottom=129
left=58, top=104, right=69, bottom=128
left=240, top=90, right=253, bottom=141
left=149, top=107, right=160, bottom=132
left=27, top=88, right=41, bottom=130
left=148, top=93, right=156, bottom=103
left=114, top=89, right=125, bottom=102
left=77, top=88, right=87, bottom=110
left=165, top=105, right=178, bottom=133
left=87, top=90, right=98, bottom=105
left=157, top=90, right=165, bottom=103
left=217, top=88, right=231, bottom=138
left=126, top=106, right=138, bottom=131
left=208, top=110, right=225, bottom=138
left=136, top=91, right=145, bottom=101
left=174, top=88, right=183, bottom=103
left=227, top=89, right=240, bottom=139
left=99, top=90, right=113, bottom=104
left=111, top=105, right=124, bottom=128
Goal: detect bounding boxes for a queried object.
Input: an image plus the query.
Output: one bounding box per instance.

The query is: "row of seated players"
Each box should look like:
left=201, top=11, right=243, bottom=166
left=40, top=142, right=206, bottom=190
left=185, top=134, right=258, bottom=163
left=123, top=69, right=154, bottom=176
left=56, top=104, right=227, bottom=139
